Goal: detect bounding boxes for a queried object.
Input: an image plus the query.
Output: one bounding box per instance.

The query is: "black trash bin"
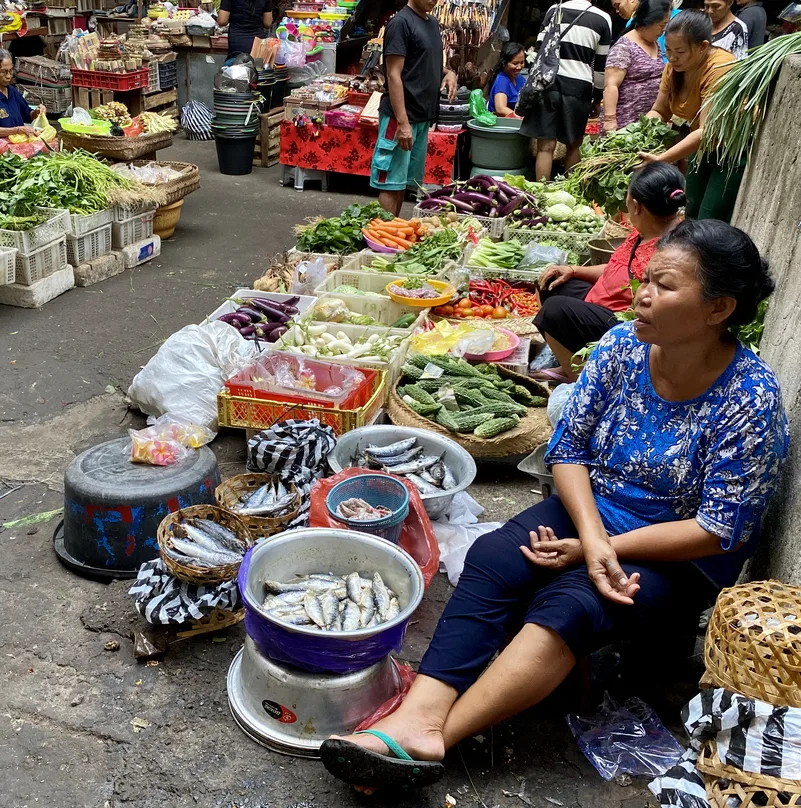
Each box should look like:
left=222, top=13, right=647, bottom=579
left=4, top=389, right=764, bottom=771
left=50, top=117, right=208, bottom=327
left=215, top=132, right=258, bottom=175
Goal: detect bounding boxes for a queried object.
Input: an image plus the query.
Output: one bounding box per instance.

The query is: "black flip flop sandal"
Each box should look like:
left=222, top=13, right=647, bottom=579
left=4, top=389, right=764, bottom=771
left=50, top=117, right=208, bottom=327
left=320, top=730, right=445, bottom=790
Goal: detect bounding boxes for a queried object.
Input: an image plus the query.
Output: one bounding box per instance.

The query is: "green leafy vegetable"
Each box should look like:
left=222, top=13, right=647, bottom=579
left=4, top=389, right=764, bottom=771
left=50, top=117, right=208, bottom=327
left=295, top=202, right=393, bottom=255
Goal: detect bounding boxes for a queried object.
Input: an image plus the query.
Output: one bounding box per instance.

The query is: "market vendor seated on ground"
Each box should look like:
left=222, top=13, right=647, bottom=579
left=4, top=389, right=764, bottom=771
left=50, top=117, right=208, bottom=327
left=320, top=218, right=789, bottom=794
left=0, top=49, right=46, bottom=138
left=534, top=161, right=685, bottom=384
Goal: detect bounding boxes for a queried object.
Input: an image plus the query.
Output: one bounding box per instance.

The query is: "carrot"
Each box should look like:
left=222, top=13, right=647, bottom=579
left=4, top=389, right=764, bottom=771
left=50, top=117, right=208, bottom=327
left=372, top=225, right=414, bottom=237
left=380, top=234, right=413, bottom=249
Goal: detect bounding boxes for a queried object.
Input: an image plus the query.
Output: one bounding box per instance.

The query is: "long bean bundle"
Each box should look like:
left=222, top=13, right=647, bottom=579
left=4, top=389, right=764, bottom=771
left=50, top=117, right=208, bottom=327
left=701, top=32, right=801, bottom=165
left=11, top=149, right=135, bottom=215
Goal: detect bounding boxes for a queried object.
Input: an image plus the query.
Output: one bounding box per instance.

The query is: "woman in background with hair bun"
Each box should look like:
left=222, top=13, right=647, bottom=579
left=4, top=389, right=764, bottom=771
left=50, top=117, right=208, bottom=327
left=533, top=162, right=685, bottom=384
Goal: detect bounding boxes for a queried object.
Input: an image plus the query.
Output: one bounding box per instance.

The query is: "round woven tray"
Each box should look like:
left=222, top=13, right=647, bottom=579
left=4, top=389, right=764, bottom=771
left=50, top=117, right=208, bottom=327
left=704, top=580, right=801, bottom=708
left=130, top=160, right=200, bottom=205
left=704, top=771, right=801, bottom=807
left=157, top=504, right=253, bottom=586
left=388, top=368, right=552, bottom=459
left=60, top=130, right=173, bottom=161
left=698, top=740, right=801, bottom=794
left=215, top=473, right=299, bottom=540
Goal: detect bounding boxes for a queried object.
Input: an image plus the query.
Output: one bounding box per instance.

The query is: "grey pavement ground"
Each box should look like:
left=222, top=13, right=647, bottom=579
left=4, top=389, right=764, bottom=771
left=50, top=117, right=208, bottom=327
left=0, top=138, right=670, bottom=808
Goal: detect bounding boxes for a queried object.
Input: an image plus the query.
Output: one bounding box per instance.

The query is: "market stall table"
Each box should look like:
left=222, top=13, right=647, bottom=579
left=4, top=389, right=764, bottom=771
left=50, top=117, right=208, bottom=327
left=279, top=121, right=461, bottom=188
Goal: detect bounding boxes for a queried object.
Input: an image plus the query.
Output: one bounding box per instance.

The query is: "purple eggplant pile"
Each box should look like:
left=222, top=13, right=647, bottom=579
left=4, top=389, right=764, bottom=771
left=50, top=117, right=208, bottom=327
left=216, top=296, right=300, bottom=343
left=417, top=175, right=540, bottom=219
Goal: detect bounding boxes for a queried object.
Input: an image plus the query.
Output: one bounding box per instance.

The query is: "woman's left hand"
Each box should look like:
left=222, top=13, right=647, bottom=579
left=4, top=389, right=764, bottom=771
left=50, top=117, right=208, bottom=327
left=520, top=525, right=584, bottom=569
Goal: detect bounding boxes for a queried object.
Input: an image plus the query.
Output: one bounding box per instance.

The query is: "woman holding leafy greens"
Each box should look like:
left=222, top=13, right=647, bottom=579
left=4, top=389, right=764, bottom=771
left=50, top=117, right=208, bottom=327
left=638, top=10, right=742, bottom=222
left=533, top=162, right=685, bottom=384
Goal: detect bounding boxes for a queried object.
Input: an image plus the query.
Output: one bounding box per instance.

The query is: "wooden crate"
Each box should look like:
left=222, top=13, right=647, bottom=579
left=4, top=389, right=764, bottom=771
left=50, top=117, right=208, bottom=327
left=72, top=86, right=114, bottom=110
left=143, top=87, right=177, bottom=111
left=253, top=108, right=283, bottom=168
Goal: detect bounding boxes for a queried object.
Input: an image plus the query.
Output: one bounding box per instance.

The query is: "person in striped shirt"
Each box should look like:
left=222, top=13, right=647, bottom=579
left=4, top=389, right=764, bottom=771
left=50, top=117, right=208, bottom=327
left=521, top=0, right=612, bottom=181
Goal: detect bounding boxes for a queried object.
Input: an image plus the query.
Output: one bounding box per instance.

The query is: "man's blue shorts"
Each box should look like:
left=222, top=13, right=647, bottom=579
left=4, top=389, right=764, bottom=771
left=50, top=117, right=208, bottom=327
left=370, top=112, right=431, bottom=192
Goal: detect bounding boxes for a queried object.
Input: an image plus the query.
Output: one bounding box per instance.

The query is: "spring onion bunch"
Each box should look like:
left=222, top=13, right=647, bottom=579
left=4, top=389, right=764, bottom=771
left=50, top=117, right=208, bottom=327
left=701, top=32, right=801, bottom=165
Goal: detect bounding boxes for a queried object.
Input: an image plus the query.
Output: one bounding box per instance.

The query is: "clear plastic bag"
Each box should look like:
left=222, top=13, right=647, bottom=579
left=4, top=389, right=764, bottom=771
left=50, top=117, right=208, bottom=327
left=547, top=382, right=575, bottom=427
left=518, top=242, right=568, bottom=276
left=469, top=88, right=496, bottom=126
left=291, top=257, right=327, bottom=296
left=567, top=694, right=685, bottom=781
left=311, top=297, right=350, bottom=323
left=451, top=327, right=495, bottom=358
left=128, top=413, right=215, bottom=466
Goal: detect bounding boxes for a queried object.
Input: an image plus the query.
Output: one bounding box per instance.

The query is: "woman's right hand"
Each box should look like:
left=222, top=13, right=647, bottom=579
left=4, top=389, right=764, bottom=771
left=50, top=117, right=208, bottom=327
left=539, top=265, right=574, bottom=291
left=582, top=537, right=641, bottom=605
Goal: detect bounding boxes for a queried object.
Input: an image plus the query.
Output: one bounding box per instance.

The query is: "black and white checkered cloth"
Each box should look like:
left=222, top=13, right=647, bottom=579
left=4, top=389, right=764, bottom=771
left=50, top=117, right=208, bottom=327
left=128, top=559, right=241, bottom=625
left=650, top=688, right=801, bottom=807
left=246, top=418, right=337, bottom=528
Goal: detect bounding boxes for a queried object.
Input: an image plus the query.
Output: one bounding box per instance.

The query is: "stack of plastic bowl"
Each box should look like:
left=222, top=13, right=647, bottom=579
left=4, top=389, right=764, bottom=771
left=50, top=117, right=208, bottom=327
left=255, top=65, right=275, bottom=112
left=213, top=89, right=261, bottom=175
left=272, top=63, right=289, bottom=108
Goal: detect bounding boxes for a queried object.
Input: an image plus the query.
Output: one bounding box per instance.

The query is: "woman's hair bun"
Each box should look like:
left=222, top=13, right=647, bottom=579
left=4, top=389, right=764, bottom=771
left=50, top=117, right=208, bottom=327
left=629, top=162, right=686, bottom=217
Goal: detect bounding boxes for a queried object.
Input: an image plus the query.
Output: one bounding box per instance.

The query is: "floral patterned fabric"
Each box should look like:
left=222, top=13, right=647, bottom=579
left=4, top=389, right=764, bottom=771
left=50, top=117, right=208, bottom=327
left=546, top=322, right=789, bottom=586
left=279, top=121, right=459, bottom=186
left=605, top=36, right=665, bottom=128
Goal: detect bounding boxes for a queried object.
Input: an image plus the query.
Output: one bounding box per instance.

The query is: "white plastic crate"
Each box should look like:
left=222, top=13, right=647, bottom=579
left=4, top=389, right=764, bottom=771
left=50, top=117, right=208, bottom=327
left=0, top=208, right=70, bottom=253
left=340, top=250, right=455, bottom=278
left=502, top=223, right=603, bottom=253
left=303, top=294, right=428, bottom=331
left=15, top=237, right=67, bottom=285
left=66, top=224, right=113, bottom=266
left=67, top=207, right=114, bottom=237
left=147, top=61, right=160, bottom=93
left=112, top=209, right=155, bottom=249
left=413, top=203, right=507, bottom=240
left=113, top=203, right=157, bottom=223
left=0, top=246, right=17, bottom=285
left=201, top=289, right=315, bottom=324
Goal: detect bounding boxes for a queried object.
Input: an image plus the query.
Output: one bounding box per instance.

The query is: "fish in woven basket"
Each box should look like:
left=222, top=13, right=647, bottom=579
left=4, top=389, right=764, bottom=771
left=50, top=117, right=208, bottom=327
left=234, top=479, right=296, bottom=517
left=165, top=518, right=245, bottom=569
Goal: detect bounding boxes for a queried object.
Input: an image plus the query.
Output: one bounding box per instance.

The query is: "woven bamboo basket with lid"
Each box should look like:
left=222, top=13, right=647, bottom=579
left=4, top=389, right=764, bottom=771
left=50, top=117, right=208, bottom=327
left=59, top=130, right=173, bottom=161
left=157, top=504, right=253, bottom=586
left=704, top=580, right=801, bottom=708
left=698, top=740, right=801, bottom=795
left=388, top=367, right=551, bottom=459
left=214, top=473, right=300, bottom=539
left=704, top=771, right=801, bottom=807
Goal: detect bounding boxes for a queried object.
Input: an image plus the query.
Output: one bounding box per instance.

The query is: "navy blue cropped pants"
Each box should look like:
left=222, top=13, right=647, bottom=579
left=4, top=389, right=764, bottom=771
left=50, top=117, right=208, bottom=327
left=418, top=496, right=717, bottom=694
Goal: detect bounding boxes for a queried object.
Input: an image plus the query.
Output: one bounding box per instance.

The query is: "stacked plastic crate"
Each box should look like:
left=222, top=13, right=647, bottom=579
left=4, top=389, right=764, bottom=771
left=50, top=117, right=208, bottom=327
left=112, top=205, right=161, bottom=269
left=15, top=56, right=72, bottom=117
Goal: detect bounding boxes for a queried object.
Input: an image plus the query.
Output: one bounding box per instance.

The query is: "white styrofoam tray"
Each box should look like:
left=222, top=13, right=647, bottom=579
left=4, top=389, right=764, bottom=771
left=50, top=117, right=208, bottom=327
left=201, top=289, right=316, bottom=325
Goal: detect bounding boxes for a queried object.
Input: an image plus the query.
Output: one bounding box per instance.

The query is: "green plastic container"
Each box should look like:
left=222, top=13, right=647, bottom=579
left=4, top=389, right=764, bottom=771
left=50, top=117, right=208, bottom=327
left=468, top=117, right=530, bottom=171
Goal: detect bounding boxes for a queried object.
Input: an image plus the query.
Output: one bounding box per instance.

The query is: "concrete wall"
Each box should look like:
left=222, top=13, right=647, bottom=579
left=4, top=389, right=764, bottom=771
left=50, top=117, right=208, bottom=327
left=732, top=55, right=801, bottom=583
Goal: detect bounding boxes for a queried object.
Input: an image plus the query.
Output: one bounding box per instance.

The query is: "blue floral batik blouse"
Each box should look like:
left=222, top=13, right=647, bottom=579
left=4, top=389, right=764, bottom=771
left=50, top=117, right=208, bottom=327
left=545, top=323, right=789, bottom=587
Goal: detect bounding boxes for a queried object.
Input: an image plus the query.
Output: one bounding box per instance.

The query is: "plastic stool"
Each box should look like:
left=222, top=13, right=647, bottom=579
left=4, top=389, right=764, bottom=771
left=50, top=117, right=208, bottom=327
left=281, top=166, right=329, bottom=192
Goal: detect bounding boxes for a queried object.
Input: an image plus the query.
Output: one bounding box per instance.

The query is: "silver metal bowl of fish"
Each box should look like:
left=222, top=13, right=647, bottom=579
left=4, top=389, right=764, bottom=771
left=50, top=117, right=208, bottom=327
left=327, top=426, right=477, bottom=520
left=241, top=527, right=424, bottom=640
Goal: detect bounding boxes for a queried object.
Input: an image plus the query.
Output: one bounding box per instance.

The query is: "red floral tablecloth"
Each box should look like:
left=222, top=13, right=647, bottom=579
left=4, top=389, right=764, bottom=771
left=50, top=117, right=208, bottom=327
left=279, top=121, right=459, bottom=185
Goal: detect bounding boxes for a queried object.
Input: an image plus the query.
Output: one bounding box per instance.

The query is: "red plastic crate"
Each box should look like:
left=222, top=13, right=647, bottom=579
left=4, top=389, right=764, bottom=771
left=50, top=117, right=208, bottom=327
left=348, top=90, right=371, bottom=108
left=71, top=68, right=149, bottom=90
left=225, top=354, right=377, bottom=411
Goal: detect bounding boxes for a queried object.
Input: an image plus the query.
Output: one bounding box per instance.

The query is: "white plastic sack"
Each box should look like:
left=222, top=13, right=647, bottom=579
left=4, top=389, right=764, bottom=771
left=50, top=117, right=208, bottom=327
left=127, top=321, right=259, bottom=431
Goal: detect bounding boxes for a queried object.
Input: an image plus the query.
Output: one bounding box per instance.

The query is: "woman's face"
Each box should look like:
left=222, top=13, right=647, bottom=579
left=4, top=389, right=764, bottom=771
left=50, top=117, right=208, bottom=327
left=665, top=33, right=709, bottom=72
left=0, top=59, right=13, bottom=89
left=639, top=12, right=671, bottom=43
left=633, top=246, right=732, bottom=345
left=612, top=0, right=639, bottom=20
left=704, top=0, right=732, bottom=25
left=504, top=50, right=526, bottom=79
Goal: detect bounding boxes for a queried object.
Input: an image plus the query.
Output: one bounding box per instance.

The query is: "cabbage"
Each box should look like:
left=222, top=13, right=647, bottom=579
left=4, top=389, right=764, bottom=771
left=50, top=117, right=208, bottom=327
left=544, top=191, right=576, bottom=209
left=571, top=205, right=597, bottom=219
left=546, top=203, right=574, bottom=222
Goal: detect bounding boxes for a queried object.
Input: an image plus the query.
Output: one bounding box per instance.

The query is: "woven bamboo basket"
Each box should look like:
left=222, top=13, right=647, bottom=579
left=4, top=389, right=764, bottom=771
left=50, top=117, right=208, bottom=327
left=59, top=130, right=173, bottom=161
left=704, top=580, right=801, bottom=708
left=157, top=504, right=253, bottom=586
left=705, top=772, right=801, bottom=807
left=601, top=218, right=633, bottom=240
left=214, top=473, right=300, bottom=540
left=698, top=740, right=801, bottom=794
left=388, top=367, right=552, bottom=459
left=130, top=160, right=200, bottom=204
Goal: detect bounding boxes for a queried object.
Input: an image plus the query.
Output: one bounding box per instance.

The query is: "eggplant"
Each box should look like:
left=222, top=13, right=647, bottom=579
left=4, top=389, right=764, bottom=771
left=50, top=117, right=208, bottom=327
left=237, top=306, right=265, bottom=323
left=424, top=187, right=456, bottom=199
left=251, top=302, right=290, bottom=323
left=249, top=298, right=288, bottom=316
left=455, top=191, right=498, bottom=207
left=267, top=326, right=287, bottom=343
left=498, top=195, right=527, bottom=217
left=496, top=189, right=510, bottom=206
left=240, top=325, right=258, bottom=337
left=419, top=197, right=450, bottom=210
left=218, top=312, right=242, bottom=325
left=443, top=196, right=475, bottom=213
left=283, top=306, right=299, bottom=315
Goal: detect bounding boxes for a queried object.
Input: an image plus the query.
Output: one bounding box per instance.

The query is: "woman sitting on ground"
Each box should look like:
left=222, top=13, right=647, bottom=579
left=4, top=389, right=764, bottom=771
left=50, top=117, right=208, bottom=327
left=487, top=41, right=527, bottom=116
left=320, top=218, right=788, bottom=792
left=533, top=161, right=685, bottom=384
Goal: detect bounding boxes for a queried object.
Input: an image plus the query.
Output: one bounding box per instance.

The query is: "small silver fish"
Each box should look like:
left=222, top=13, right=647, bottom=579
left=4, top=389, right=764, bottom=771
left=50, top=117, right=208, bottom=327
left=346, top=572, right=362, bottom=603
left=271, top=610, right=313, bottom=626
left=191, top=518, right=242, bottom=551
left=163, top=545, right=214, bottom=568
left=304, top=591, right=326, bottom=629
left=359, top=588, right=375, bottom=626
left=320, top=591, right=340, bottom=628
left=170, top=537, right=240, bottom=566
left=406, top=473, right=440, bottom=495
left=264, top=578, right=342, bottom=594
left=386, top=597, right=400, bottom=621
left=342, top=600, right=361, bottom=631
left=308, top=574, right=342, bottom=584
left=442, top=465, right=457, bottom=491
left=428, top=458, right=446, bottom=482
left=263, top=590, right=306, bottom=609
left=330, top=611, right=343, bottom=632
left=383, top=455, right=440, bottom=476
left=365, top=437, right=417, bottom=457
left=367, top=446, right=424, bottom=466
left=238, top=493, right=296, bottom=516
left=419, top=469, right=442, bottom=487
left=373, top=572, right=391, bottom=620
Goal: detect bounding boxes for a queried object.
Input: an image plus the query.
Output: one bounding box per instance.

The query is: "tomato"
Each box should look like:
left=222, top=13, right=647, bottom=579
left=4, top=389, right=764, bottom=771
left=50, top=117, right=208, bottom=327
left=433, top=306, right=446, bottom=315
left=492, top=307, right=509, bottom=319
left=480, top=305, right=495, bottom=317
left=441, top=305, right=454, bottom=316
left=457, top=297, right=473, bottom=309
left=451, top=309, right=464, bottom=318
left=462, top=308, right=474, bottom=318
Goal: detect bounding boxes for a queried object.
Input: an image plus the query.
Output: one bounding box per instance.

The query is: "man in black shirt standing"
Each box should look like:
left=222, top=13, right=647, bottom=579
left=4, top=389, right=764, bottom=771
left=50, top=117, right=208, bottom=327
left=371, top=0, right=458, bottom=216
